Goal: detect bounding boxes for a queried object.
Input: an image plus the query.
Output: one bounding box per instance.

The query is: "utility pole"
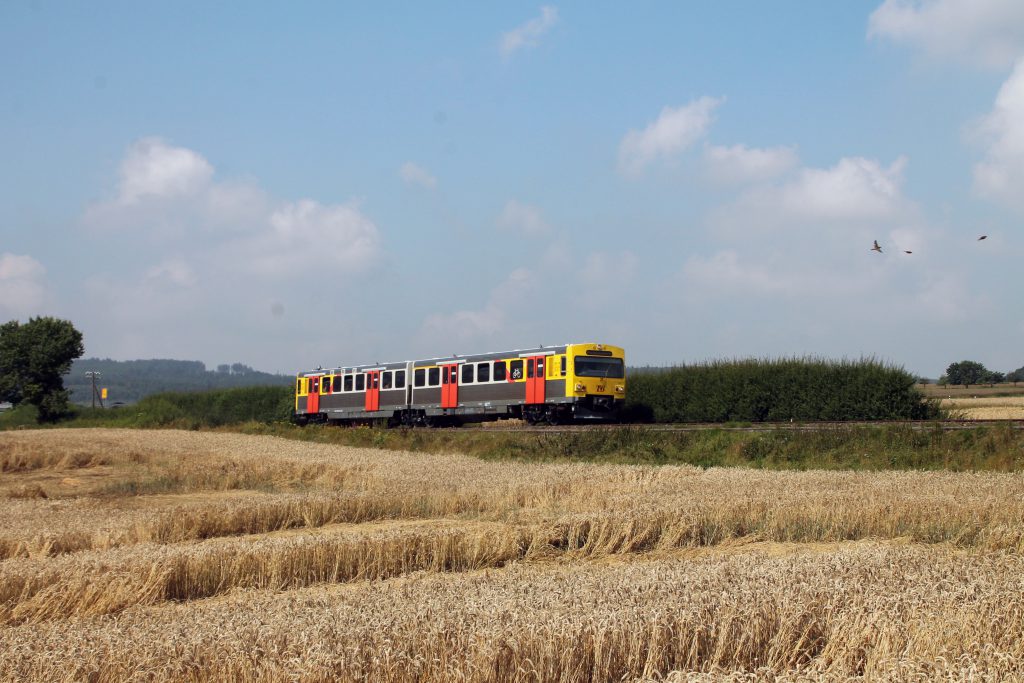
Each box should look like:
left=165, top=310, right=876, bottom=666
left=85, top=371, right=103, bottom=409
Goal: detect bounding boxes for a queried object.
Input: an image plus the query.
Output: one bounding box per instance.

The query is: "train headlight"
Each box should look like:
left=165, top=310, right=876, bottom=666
left=574, top=383, right=585, bottom=391
left=615, top=385, right=624, bottom=393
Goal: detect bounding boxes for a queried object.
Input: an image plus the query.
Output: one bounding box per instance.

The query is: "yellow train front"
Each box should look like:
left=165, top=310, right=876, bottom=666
left=293, top=342, right=625, bottom=426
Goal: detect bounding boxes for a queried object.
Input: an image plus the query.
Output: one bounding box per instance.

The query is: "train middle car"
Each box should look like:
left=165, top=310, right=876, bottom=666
left=294, top=342, right=625, bottom=426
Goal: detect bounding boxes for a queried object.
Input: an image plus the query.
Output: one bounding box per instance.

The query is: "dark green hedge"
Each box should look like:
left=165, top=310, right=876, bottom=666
left=624, top=358, right=938, bottom=423
left=128, top=386, right=294, bottom=428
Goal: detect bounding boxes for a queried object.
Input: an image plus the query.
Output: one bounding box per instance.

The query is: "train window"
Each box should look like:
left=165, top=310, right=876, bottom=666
left=461, top=363, right=474, bottom=384
left=510, top=360, right=523, bottom=380
left=332, top=376, right=341, bottom=392
left=428, top=367, right=440, bottom=386
left=526, top=359, right=534, bottom=379
left=344, top=375, right=353, bottom=392
left=493, top=361, right=507, bottom=382
left=371, top=373, right=379, bottom=389
left=560, top=356, right=566, bottom=376
left=356, top=374, right=365, bottom=391
left=477, top=362, right=490, bottom=382
left=311, top=377, right=319, bottom=393
left=382, top=371, right=392, bottom=390
left=296, top=379, right=302, bottom=394
left=537, top=358, right=545, bottom=378
left=414, top=368, right=425, bottom=387
left=395, top=370, right=406, bottom=388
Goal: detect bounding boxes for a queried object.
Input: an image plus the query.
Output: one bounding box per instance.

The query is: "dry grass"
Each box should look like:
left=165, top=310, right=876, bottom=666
left=2, top=429, right=1024, bottom=681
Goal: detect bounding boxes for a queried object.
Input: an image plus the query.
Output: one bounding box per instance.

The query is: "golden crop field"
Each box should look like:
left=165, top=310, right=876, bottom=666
left=940, top=396, right=1024, bottom=420
left=2, top=429, right=1024, bottom=682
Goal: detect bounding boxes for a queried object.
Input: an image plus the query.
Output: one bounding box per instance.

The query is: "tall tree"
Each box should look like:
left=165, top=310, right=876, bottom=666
left=0, top=317, right=84, bottom=421
left=944, top=360, right=988, bottom=388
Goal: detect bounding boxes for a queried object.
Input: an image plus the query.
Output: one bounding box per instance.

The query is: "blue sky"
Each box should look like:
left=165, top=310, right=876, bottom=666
left=2, top=1, right=1023, bottom=376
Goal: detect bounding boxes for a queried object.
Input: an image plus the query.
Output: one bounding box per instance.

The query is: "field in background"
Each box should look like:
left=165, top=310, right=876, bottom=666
left=2, top=429, right=1024, bottom=681
left=941, top=395, right=1024, bottom=420
left=919, top=382, right=1024, bottom=398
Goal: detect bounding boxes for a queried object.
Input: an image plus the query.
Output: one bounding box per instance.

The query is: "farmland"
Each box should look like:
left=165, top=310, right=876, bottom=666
left=2, top=429, right=1024, bottom=681
left=940, top=395, right=1024, bottom=420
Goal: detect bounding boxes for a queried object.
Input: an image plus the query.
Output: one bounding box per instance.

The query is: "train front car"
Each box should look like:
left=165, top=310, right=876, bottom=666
left=564, top=343, right=626, bottom=421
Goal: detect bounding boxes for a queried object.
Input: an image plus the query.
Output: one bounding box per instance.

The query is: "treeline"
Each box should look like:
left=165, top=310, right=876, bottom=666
left=624, top=357, right=937, bottom=422
left=938, top=360, right=1024, bottom=388
left=66, top=358, right=293, bottom=404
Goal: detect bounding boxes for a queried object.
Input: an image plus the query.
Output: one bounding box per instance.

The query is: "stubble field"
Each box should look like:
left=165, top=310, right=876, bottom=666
left=2, top=429, right=1024, bottom=682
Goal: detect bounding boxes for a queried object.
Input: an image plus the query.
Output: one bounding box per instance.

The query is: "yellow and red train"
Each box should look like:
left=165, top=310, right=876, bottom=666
left=294, top=342, right=625, bottom=426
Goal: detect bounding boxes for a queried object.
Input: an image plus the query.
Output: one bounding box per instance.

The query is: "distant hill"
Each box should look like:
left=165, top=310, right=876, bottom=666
left=66, top=358, right=293, bottom=405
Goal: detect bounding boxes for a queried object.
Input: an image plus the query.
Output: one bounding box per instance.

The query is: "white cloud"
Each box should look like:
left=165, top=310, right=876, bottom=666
left=972, top=58, right=1024, bottom=212
left=203, top=181, right=271, bottom=230
left=703, top=144, right=799, bottom=184
left=681, top=250, right=806, bottom=297
left=779, top=156, right=908, bottom=220
left=0, top=253, right=49, bottom=319
left=418, top=268, right=536, bottom=346
left=709, top=155, right=911, bottom=241
left=868, top=0, right=1024, bottom=69
left=618, top=97, right=724, bottom=174
left=243, top=200, right=380, bottom=276
left=116, top=137, right=214, bottom=204
left=500, top=6, right=559, bottom=59
left=73, top=138, right=389, bottom=370
left=497, top=200, right=550, bottom=236
left=578, top=251, right=638, bottom=286
left=677, top=148, right=994, bottom=332
left=86, top=138, right=383, bottom=277
left=144, top=259, right=198, bottom=288
left=399, top=162, right=438, bottom=189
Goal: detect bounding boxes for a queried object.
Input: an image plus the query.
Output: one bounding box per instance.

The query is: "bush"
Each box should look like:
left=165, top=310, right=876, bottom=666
left=625, top=357, right=938, bottom=423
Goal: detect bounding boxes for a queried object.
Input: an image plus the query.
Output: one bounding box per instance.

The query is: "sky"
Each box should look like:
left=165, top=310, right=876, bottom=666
left=1, top=1, right=1023, bottom=377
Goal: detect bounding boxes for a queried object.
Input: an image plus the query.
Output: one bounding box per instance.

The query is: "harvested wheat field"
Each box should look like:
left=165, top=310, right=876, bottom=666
left=941, top=395, right=1024, bottom=420
left=2, top=429, right=1024, bottom=682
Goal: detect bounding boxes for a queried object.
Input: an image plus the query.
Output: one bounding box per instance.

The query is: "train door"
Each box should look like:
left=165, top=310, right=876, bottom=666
left=365, top=371, right=380, bottom=411
left=308, top=376, right=321, bottom=414
left=441, top=365, right=458, bottom=408
left=526, top=356, right=546, bottom=404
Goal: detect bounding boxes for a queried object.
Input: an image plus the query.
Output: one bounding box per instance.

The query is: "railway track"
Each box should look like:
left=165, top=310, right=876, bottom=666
left=465, top=419, right=1024, bottom=433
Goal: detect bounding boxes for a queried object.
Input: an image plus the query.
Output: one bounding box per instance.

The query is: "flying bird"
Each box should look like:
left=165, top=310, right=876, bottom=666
left=904, top=250, right=912, bottom=254
left=871, top=240, right=882, bottom=253
left=978, top=235, right=987, bottom=241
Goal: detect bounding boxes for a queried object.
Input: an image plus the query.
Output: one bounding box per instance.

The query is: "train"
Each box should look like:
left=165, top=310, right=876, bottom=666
left=293, top=342, right=625, bottom=427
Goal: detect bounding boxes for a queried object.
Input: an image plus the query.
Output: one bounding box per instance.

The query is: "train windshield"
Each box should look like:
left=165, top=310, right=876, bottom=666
left=573, top=356, right=624, bottom=378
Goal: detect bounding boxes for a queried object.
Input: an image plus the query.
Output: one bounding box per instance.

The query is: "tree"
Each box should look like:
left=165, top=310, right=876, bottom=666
left=944, top=360, right=988, bottom=388
left=217, top=364, right=230, bottom=374
left=986, top=371, right=1006, bottom=386
left=1008, top=367, right=1024, bottom=385
left=0, top=317, right=84, bottom=421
